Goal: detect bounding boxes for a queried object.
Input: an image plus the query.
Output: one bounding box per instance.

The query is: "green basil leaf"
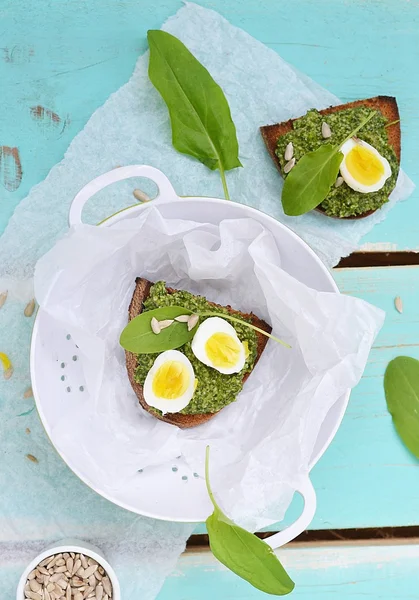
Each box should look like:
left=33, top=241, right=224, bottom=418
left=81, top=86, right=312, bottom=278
left=281, top=111, right=377, bottom=216
left=207, top=511, right=295, bottom=595
left=147, top=30, right=241, bottom=197
left=384, top=356, right=419, bottom=458
left=205, top=447, right=294, bottom=595
left=282, top=145, right=343, bottom=216
left=120, top=305, right=194, bottom=354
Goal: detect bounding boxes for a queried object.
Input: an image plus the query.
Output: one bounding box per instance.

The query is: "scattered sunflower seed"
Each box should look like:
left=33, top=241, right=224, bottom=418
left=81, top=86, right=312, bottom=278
left=174, top=314, right=190, bottom=323
left=0, top=290, right=7, bottom=309
left=395, top=296, right=403, bottom=314
left=151, top=316, right=161, bottom=334
left=26, top=454, right=38, bottom=463
left=24, top=298, right=36, bottom=317
left=321, top=121, right=332, bottom=138
left=133, top=188, right=150, bottom=203
left=283, top=157, right=296, bottom=174
left=187, top=314, right=199, bottom=331
left=158, top=319, right=174, bottom=330
left=284, top=141, right=294, bottom=161
left=334, top=176, right=344, bottom=188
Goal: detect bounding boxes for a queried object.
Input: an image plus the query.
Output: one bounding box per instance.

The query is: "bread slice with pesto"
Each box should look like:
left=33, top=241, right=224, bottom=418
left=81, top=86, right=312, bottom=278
left=260, top=96, right=400, bottom=219
left=125, top=278, right=272, bottom=428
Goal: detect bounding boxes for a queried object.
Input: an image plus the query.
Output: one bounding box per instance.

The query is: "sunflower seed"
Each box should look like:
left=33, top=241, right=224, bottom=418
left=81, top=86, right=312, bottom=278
left=72, top=577, right=85, bottom=587
left=47, top=583, right=56, bottom=592
left=80, top=555, right=88, bottom=569
left=158, top=319, right=174, bottom=330
left=55, top=565, right=67, bottom=573
left=28, top=570, right=37, bottom=580
left=102, top=578, right=112, bottom=596
left=63, top=553, right=69, bottom=560
left=174, top=314, right=190, bottom=323
left=283, top=157, right=296, bottom=174
left=187, top=314, right=199, bottom=331
left=98, top=567, right=104, bottom=576
left=133, top=188, right=150, bottom=203
left=26, top=454, right=38, bottom=463
left=0, top=290, right=7, bottom=308
left=58, top=579, right=68, bottom=589
left=24, top=298, right=36, bottom=317
left=72, top=558, right=81, bottom=575
left=83, top=565, right=98, bottom=578
left=395, top=296, right=403, bottom=313
left=38, top=566, right=49, bottom=575
left=88, top=574, right=97, bottom=588
left=30, top=580, right=41, bottom=592
left=94, top=570, right=103, bottom=581
left=54, top=583, right=65, bottom=595
left=95, top=585, right=103, bottom=600
left=36, top=575, right=44, bottom=584
left=151, top=316, right=161, bottom=334
left=66, top=585, right=71, bottom=600
left=334, top=176, right=344, bottom=188
left=47, top=557, right=57, bottom=570
left=66, top=557, right=74, bottom=573
left=71, top=553, right=75, bottom=559
left=284, top=141, right=294, bottom=161
left=87, top=558, right=97, bottom=567
left=83, top=587, right=95, bottom=599
left=321, top=121, right=332, bottom=138
left=50, top=573, right=63, bottom=583
left=26, top=592, right=42, bottom=600
left=77, top=567, right=85, bottom=577
left=4, top=365, right=13, bottom=380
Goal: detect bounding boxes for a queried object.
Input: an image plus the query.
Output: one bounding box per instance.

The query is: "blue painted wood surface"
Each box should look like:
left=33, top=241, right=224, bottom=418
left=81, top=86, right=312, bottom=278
left=2, top=2, right=419, bottom=597
left=1, top=0, right=418, bottom=247
left=158, top=541, right=419, bottom=599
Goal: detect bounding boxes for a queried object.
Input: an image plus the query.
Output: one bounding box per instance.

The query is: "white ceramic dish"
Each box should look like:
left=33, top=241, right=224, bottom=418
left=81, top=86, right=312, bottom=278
left=16, top=538, right=120, bottom=600
left=30, top=165, right=350, bottom=549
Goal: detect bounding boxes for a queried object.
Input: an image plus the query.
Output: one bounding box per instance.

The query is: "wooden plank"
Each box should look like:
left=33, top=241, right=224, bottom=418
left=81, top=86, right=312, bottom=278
left=194, top=265, right=419, bottom=534
left=1, top=0, right=418, bottom=248
left=158, top=540, right=419, bottom=599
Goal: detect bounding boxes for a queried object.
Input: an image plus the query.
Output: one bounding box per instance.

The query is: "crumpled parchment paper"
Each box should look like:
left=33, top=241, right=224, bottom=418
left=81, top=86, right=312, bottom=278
left=35, top=207, right=385, bottom=529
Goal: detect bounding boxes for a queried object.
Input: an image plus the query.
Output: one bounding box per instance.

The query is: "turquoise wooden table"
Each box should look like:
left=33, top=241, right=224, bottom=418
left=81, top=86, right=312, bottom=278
left=2, top=0, right=419, bottom=598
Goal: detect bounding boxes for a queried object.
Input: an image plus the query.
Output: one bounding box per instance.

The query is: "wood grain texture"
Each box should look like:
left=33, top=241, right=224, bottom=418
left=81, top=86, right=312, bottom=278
left=158, top=540, right=419, bottom=599
left=1, top=0, right=418, bottom=248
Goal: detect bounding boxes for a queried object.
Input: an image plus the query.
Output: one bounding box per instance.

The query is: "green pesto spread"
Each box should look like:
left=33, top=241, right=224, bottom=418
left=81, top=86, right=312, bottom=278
left=134, top=281, right=257, bottom=415
left=275, top=107, right=399, bottom=218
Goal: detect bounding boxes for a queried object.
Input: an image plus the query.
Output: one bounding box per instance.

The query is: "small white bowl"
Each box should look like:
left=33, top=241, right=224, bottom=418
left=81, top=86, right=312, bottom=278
left=16, top=538, right=120, bottom=600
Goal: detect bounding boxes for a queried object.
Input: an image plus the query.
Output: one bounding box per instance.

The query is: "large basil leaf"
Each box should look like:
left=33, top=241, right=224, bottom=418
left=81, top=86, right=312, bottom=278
left=147, top=30, right=241, bottom=197
left=120, top=306, right=193, bottom=354
left=282, top=145, right=343, bottom=216
left=384, top=356, right=419, bottom=458
left=205, top=447, right=294, bottom=595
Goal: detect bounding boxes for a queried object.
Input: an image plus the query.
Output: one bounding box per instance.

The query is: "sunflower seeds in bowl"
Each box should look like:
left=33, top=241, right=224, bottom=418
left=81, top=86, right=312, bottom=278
left=17, top=541, right=120, bottom=600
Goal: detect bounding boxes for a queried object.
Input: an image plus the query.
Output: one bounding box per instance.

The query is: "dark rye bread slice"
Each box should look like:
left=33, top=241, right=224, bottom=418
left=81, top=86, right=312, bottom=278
left=125, top=278, right=272, bottom=428
left=260, top=96, right=400, bottom=219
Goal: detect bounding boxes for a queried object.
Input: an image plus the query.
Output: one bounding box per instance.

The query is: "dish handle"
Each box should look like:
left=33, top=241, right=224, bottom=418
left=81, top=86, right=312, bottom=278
left=265, top=476, right=317, bottom=550
left=68, top=165, right=179, bottom=227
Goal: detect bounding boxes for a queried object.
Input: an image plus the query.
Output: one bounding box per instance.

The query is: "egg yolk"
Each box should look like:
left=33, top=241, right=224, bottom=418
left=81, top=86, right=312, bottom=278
left=205, top=333, right=242, bottom=369
left=345, top=145, right=385, bottom=185
left=152, top=361, right=190, bottom=399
